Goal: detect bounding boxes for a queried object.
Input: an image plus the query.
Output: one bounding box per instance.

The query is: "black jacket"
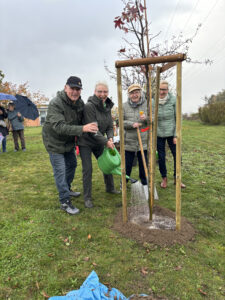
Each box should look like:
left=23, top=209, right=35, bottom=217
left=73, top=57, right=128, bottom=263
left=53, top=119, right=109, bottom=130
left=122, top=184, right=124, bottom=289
left=0, top=106, right=8, bottom=136
left=78, top=95, right=114, bottom=147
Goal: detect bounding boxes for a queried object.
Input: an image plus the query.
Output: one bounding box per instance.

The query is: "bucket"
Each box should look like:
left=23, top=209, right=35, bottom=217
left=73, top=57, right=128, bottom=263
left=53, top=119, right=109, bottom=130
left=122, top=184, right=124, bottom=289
left=97, top=147, right=121, bottom=175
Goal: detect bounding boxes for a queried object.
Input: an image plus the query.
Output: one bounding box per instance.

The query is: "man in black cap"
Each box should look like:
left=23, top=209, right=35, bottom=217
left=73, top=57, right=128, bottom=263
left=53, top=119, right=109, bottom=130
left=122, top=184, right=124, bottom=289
left=42, top=76, right=98, bottom=215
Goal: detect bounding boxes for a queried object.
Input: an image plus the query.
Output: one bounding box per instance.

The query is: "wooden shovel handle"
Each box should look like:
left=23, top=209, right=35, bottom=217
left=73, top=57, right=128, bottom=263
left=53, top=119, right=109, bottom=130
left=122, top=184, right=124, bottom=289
left=136, top=127, right=148, bottom=179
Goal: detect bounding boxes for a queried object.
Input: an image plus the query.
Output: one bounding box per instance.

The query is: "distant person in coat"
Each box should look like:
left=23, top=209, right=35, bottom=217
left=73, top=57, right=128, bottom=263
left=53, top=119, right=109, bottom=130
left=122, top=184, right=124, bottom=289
left=7, top=102, right=26, bottom=152
left=123, top=84, right=148, bottom=186
left=78, top=82, right=120, bottom=209
left=153, top=80, right=185, bottom=189
left=0, top=104, right=9, bottom=153
left=42, top=76, right=98, bottom=215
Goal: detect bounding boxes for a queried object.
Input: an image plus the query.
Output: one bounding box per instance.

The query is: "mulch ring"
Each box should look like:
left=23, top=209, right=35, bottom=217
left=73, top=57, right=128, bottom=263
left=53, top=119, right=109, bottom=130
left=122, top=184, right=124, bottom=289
left=113, top=205, right=195, bottom=247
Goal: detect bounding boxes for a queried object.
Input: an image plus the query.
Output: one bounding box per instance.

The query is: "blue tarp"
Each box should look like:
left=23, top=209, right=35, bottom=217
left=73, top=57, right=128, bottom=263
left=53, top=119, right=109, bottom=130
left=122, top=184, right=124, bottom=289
left=49, top=271, right=127, bottom=300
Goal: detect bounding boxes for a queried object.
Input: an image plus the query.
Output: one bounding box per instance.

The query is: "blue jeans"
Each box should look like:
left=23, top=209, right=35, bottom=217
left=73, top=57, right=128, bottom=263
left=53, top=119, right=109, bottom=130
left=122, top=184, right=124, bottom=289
left=2, top=136, right=6, bottom=152
left=157, top=136, right=176, bottom=178
left=49, top=149, right=77, bottom=204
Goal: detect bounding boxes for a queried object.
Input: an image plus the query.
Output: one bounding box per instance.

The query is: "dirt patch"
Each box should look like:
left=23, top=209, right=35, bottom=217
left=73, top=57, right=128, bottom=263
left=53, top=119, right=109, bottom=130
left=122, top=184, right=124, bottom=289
left=113, top=205, right=195, bottom=247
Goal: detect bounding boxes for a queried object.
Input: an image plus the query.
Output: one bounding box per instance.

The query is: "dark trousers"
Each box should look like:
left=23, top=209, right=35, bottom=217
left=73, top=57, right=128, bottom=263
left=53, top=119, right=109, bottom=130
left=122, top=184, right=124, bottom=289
left=12, top=129, right=26, bottom=150
left=1, top=136, right=6, bottom=152
left=79, top=145, right=115, bottom=201
left=157, top=136, right=176, bottom=178
left=125, top=150, right=148, bottom=185
left=49, top=149, right=77, bottom=204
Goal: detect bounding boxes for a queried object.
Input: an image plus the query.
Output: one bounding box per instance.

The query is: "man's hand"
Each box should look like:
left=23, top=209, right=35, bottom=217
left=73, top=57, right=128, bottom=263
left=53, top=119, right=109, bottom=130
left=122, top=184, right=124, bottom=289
left=133, top=122, right=141, bottom=128
left=139, top=113, right=146, bottom=121
left=0, top=110, right=3, bottom=115
left=83, top=122, right=98, bottom=133
left=173, top=137, right=177, bottom=144
left=17, top=112, right=21, bottom=117
left=106, top=140, right=115, bottom=150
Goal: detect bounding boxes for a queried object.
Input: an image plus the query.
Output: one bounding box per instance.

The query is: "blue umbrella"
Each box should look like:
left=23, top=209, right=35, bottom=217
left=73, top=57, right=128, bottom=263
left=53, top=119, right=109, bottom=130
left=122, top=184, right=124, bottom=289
left=0, top=93, right=17, bottom=101
left=15, top=94, right=39, bottom=120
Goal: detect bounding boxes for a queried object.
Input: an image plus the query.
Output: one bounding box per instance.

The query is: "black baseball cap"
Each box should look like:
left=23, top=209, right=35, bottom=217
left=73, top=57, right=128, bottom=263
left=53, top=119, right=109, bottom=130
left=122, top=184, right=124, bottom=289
left=66, top=76, right=82, bottom=89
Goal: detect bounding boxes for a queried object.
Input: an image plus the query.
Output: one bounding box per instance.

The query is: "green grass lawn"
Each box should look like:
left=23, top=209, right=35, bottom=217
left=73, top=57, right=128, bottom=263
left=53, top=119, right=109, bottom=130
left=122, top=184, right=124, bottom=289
left=0, top=121, right=224, bottom=300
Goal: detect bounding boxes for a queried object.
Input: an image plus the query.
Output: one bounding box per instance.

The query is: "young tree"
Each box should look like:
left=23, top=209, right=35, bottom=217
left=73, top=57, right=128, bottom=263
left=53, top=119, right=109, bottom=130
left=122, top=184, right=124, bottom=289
left=105, top=0, right=211, bottom=89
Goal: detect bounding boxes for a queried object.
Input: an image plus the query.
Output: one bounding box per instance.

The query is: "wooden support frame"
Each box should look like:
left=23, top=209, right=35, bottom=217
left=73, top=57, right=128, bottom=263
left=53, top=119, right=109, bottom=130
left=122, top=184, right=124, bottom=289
left=116, top=54, right=185, bottom=230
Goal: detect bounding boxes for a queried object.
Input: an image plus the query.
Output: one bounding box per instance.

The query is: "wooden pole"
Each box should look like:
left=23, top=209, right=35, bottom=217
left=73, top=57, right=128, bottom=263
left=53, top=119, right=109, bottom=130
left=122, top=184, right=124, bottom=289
left=176, top=62, right=182, bottom=230
left=117, top=67, right=127, bottom=223
left=115, top=54, right=186, bottom=68
left=137, top=128, right=148, bottom=178
left=151, top=66, right=160, bottom=205
left=160, top=62, right=177, bottom=73
left=143, top=0, right=153, bottom=221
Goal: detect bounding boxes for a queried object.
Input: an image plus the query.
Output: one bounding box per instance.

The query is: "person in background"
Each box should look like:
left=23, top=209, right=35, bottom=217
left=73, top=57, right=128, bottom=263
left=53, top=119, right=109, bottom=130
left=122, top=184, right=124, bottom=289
left=0, top=104, right=8, bottom=153
left=153, top=80, right=186, bottom=189
left=42, top=76, right=98, bottom=215
left=123, top=84, right=148, bottom=187
left=7, top=102, right=26, bottom=152
left=78, top=82, right=120, bottom=209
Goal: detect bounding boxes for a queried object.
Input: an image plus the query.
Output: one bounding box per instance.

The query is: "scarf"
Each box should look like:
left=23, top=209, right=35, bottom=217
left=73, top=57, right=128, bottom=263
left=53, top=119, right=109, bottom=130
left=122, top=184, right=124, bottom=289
left=159, top=94, right=168, bottom=105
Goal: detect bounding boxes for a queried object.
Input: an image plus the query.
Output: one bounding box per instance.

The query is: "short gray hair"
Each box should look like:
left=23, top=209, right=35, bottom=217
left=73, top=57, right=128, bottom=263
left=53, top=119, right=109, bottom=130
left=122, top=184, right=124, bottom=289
left=95, top=81, right=109, bottom=91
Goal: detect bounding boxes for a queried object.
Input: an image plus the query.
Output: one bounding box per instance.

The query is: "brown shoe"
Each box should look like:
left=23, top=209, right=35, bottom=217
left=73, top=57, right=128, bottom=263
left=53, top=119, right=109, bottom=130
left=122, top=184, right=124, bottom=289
left=160, top=177, right=167, bottom=188
left=174, top=179, right=186, bottom=188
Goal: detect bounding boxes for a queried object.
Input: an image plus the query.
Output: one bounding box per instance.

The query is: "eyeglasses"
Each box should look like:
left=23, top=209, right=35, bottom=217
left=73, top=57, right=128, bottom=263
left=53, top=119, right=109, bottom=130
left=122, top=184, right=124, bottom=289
left=159, top=88, right=168, bottom=91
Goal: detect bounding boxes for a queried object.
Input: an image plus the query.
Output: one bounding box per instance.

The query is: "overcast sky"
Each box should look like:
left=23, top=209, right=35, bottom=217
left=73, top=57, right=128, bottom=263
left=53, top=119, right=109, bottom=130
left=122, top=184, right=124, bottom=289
left=0, top=0, right=224, bottom=113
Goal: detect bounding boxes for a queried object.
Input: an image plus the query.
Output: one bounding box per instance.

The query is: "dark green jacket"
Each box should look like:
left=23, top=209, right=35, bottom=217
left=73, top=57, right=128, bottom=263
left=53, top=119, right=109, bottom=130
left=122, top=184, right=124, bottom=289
left=78, top=95, right=114, bottom=147
left=42, top=90, right=84, bottom=154
left=152, top=93, right=176, bottom=137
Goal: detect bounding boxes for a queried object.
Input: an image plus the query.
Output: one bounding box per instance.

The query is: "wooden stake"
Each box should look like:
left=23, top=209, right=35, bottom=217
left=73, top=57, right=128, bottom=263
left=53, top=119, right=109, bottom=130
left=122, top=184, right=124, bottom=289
left=176, top=62, right=182, bottom=230
left=117, top=67, right=127, bottom=223
left=137, top=128, right=148, bottom=178
left=115, top=54, right=186, bottom=68
left=151, top=66, right=160, bottom=206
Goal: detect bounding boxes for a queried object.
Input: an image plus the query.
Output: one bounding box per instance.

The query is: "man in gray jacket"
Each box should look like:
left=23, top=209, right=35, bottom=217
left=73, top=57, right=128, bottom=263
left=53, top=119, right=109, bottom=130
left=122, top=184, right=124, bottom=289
left=42, top=76, right=97, bottom=215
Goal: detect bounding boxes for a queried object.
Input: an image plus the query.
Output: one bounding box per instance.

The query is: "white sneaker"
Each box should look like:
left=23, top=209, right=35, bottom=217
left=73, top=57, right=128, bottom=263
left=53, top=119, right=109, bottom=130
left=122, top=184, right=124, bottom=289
left=61, top=200, right=80, bottom=215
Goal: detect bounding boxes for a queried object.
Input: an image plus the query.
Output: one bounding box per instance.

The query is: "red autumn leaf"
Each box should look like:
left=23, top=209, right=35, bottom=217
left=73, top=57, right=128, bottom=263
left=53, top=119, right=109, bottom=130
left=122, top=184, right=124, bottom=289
left=114, top=17, right=124, bottom=29
left=198, top=288, right=207, bottom=296
left=47, top=253, right=54, bottom=257
left=139, top=3, right=146, bottom=12
left=123, top=27, right=129, bottom=33
left=119, top=48, right=126, bottom=53
left=151, top=50, right=158, bottom=57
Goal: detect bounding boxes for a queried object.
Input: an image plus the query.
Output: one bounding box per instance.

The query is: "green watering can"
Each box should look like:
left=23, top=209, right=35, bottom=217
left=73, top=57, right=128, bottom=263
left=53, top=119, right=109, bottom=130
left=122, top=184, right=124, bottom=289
left=97, top=148, right=137, bottom=183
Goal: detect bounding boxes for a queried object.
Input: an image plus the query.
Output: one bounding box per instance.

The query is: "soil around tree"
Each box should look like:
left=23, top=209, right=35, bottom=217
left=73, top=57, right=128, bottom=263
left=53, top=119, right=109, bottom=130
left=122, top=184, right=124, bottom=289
left=113, top=205, right=195, bottom=247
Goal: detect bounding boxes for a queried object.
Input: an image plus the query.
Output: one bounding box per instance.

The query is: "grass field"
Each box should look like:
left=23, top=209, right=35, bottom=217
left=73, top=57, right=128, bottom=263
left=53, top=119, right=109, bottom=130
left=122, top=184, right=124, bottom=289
left=0, top=121, right=224, bottom=300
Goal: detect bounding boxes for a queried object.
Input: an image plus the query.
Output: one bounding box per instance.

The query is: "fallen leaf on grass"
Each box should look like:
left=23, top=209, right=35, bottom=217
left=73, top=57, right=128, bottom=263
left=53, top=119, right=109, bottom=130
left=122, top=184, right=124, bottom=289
left=201, top=181, right=206, bottom=185
left=198, top=288, right=207, bottom=296
left=92, top=262, right=97, bottom=266
left=36, top=281, right=40, bottom=290
left=88, top=234, right=92, bottom=240
left=47, top=253, right=54, bottom=257
left=83, top=257, right=90, bottom=261
left=42, top=290, right=50, bottom=298
left=175, top=265, right=182, bottom=271
left=16, top=254, right=22, bottom=259
left=72, top=227, right=77, bottom=231
left=141, top=267, right=148, bottom=276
